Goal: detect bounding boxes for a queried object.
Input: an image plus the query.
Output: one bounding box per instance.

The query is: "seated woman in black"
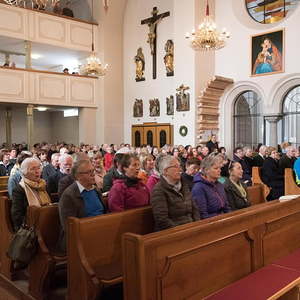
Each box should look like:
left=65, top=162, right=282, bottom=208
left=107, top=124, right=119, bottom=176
left=261, top=147, right=284, bottom=201
left=224, top=161, right=251, bottom=210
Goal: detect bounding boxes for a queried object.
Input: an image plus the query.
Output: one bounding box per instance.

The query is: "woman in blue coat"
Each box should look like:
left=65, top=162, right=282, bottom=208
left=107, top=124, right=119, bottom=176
left=192, top=154, right=231, bottom=219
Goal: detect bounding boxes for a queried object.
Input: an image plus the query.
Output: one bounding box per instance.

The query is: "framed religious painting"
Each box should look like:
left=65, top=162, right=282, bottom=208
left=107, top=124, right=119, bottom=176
left=251, top=29, right=284, bottom=77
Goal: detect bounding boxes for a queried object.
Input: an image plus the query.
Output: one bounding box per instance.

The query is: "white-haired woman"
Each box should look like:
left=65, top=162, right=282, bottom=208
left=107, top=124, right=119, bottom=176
left=11, top=157, right=51, bottom=231
left=151, top=155, right=200, bottom=231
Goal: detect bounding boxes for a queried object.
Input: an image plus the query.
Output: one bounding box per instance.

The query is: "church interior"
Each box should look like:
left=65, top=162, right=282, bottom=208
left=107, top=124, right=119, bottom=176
left=1, top=0, right=300, bottom=299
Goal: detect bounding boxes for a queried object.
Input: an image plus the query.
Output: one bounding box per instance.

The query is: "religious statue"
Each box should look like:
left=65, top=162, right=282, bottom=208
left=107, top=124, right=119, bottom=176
left=134, top=47, right=145, bottom=82
left=149, top=98, right=160, bottom=117
left=164, top=40, right=174, bottom=76
left=166, top=95, right=174, bottom=115
left=133, top=99, right=143, bottom=117
left=176, top=84, right=190, bottom=112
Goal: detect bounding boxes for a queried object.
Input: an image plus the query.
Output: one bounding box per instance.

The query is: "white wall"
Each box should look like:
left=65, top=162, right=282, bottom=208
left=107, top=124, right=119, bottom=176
left=215, top=0, right=300, bottom=151
left=51, top=111, right=79, bottom=144
left=123, top=0, right=198, bottom=145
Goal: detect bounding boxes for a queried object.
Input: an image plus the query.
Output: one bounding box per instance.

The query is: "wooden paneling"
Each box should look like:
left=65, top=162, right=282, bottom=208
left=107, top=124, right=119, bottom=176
left=0, top=68, right=97, bottom=107
left=123, top=198, right=300, bottom=300
left=0, top=3, right=95, bottom=52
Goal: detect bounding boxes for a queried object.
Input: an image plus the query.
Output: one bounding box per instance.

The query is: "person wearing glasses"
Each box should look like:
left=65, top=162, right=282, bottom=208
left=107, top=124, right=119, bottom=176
left=151, top=155, right=199, bottom=231
left=192, top=154, right=231, bottom=219
left=108, top=153, right=150, bottom=212
left=58, top=159, right=106, bottom=252
left=224, top=161, right=251, bottom=210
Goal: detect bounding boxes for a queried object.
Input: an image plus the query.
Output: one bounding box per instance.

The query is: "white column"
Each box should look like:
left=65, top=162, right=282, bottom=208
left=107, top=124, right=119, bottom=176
left=265, top=114, right=282, bottom=148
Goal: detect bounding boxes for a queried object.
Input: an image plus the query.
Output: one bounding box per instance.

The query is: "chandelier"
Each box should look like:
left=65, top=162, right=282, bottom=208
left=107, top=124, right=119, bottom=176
left=3, top=0, right=60, bottom=10
left=80, top=0, right=108, bottom=76
left=185, top=0, right=230, bottom=51
left=80, top=48, right=108, bottom=76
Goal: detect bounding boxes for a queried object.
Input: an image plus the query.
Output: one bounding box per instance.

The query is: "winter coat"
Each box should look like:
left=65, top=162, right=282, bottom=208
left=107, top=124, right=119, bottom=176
left=151, top=176, right=200, bottom=231
left=224, top=178, right=250, bottom=210
left=108, top=178, right=150, bottom=212
left=192, top=173, right=230, bottom=219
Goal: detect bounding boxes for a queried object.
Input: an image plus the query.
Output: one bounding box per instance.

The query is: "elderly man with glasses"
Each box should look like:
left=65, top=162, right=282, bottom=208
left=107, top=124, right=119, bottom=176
left=58, top=160, right=106, bottom=253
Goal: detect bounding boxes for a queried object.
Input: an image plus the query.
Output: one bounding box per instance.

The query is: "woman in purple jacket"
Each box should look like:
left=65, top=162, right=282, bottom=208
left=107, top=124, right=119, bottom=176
left=192, top=154, right=231, bottom=219
left=108, top=153, right=150, bottom=212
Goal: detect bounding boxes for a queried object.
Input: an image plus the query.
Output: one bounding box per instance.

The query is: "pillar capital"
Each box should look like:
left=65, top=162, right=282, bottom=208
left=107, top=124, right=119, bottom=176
left=264, top=114, right=283, bottom=123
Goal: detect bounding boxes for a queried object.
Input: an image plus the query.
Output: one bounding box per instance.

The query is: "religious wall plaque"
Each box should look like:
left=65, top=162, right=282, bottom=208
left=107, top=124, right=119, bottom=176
left=133, top=99, right=143, bottom=117
left=176, top=84, right=190, bottom=112
left=166, top=95, right=174, bottom=115
left=149, top=98, right=160, bottom=116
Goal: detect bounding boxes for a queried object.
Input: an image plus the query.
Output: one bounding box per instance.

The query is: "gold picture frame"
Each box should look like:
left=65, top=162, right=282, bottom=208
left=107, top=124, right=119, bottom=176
left=251, top=29, right=284, bottom=77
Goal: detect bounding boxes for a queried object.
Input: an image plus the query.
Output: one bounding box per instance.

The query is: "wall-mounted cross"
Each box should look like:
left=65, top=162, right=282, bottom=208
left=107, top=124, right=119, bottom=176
left=141, top=7, right=170, bottom=80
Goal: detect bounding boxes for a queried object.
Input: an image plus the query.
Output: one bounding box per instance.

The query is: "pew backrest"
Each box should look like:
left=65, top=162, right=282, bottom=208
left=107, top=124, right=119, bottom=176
left=247, top=184, right=265, bottom=205
left=67, top=206, right=154, bottom=300
left=285, top=168, right=300, bottom=195
left=0, top=196, right=14, bottom=279
left=252, top=166, right=270, bottom=198
left=122, top=197, right=300, bottom=300
left=0, top=176, right=9, bottom=191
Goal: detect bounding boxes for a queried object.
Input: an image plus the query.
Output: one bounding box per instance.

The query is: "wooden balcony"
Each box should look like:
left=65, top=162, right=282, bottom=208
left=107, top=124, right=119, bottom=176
left=0, top=3, right=97, bottom=52
left=0, top=66, right=98, bottom=107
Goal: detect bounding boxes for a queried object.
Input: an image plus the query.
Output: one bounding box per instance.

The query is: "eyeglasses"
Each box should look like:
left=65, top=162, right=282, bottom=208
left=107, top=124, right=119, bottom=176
left=166, top=164, right=181, bottom=170
left=78, top=169, right=95, bottom=175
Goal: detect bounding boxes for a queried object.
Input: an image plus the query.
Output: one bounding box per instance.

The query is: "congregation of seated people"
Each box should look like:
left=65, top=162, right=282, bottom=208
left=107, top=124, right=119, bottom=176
left=1, top=139, right=300, bottom=295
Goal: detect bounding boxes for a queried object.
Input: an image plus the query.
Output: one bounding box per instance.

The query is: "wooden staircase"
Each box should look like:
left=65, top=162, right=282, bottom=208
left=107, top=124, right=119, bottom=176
left=197, top=75, right=234, bottom=144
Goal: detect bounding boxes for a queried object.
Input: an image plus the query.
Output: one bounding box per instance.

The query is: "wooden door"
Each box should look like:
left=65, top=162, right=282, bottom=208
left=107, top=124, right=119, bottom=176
left=143, top=126, right=157, bottom=147
left=131, top=126, right=143, bottom=147
left=132, top=123, right=173, bottom=148
left=156, top=125, right=173, bottom=148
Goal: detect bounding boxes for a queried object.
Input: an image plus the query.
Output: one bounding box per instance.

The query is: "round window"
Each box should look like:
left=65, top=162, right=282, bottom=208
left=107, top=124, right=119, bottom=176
left=245, top=0, right=300, bottom=24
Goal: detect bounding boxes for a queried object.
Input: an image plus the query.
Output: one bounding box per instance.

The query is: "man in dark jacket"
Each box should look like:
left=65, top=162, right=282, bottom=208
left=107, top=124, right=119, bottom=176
left=42, top=153, right=60, bottom=182
left=102, top=153, right=125, bottom=192
left=58, top=160, right=106, bottom=253
left=47, top=154, right=73, bottom=195
left=233, top=147, right=251, bottom=185
left=253, top=145, right=267, bottom=167
left=279, top=146, right=297, bottom=176
left=206, top=134, right=219, bottom=154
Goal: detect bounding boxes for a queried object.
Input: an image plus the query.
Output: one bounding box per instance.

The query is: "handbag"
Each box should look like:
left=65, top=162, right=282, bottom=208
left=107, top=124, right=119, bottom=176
left=7, top=224, right=38, bottom=269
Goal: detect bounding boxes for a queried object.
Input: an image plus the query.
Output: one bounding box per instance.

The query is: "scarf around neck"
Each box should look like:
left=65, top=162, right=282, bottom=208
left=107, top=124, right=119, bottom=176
left=19, top=177, right=51, bottom=207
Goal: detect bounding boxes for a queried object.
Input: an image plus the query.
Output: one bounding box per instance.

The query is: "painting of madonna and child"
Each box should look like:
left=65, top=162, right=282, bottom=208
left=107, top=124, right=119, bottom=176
left=251, top=29, right=284, bottom=76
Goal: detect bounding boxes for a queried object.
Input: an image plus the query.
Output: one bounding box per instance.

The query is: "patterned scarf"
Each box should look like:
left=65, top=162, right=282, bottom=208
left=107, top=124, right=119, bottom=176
left=19, top=177, right=51, bottom=207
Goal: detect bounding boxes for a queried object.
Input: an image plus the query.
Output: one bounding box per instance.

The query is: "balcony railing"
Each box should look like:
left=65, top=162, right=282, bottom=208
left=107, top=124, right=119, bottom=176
left=0, top=66, right=98, bottom=107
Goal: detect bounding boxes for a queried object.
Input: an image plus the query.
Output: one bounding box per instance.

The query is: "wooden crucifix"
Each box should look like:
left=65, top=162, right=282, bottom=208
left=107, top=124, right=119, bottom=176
left=141, top=7, right=170, bottom=80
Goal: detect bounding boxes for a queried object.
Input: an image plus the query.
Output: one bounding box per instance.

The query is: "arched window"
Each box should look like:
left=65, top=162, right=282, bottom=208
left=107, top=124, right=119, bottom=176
left=282, top=85, right=300, bottom=147
left=233, top=90, right=263, bottom=149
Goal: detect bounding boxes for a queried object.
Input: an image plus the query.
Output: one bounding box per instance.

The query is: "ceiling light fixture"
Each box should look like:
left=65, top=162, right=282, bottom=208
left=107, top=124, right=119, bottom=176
left=36, top=106, right=48, bottom=111
left=185, top=0, right=230, bottom=51
left=80, top=0, right=108, bottom=76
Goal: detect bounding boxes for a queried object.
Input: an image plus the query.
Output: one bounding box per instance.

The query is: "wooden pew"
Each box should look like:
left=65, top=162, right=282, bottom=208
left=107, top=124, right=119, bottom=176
left=67, top=206, right=154, bottom=300
left=0, top=196, right=15, bottom=280
left=28, top=204, right=66, bottom=300
left=122, top=198, right=300, bottom=300
left=285, top=168, right=300, bottom=195
left=0, top=175, right=9, bottom=191
left=247, top=184, right=265, bottom=205
left=252, top=166, right=270, bottom=198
